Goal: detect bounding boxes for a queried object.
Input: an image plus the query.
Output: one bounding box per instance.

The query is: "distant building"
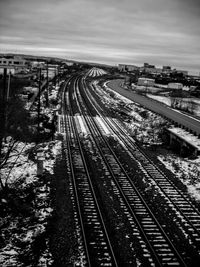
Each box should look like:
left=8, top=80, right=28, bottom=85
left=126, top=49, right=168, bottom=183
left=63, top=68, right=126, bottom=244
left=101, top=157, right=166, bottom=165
left=162, top=66, right=171, bottom=74
left=138, top=78, right=155, bottom=86
left=176, top=70, right=188, bottom=76
left=118, top=64, right=139, bottom=72
left=0, top=57, right=26, bottom=67
left=118, top=64, right=127, bottom=71
left=31, top=61, right=45, bottom=68
left=0, top=67, right=15, bottom=74
left=0, top=57, right=26, bottom=74
left=163, top=66, right=171, bottom=70
left=168, top=83, right=183, bottom=90
left=139, top=63, right=163, bottom=75
left=119, top=63, right=188, bottom=77
left=144, top=63, right=155, bottom=68
left=61, top=61, right=73, bottom=66
left=127, top=65, right=139, bottom=72
left=140, top=67, right=162, bottom=74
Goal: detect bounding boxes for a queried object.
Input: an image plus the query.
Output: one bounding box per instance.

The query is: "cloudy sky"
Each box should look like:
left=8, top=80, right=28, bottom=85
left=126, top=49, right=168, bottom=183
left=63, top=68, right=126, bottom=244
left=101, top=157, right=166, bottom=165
left=0, top=0, right=199, bottom=74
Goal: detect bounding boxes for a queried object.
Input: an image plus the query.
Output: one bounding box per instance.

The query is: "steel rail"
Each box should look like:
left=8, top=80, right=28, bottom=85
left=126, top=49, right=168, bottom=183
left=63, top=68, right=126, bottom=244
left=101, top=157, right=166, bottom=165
left=76, top=75, right=188, bottom=266
left=82, top=76, right=200, bottom=263
left=63, top=75, right=119, bottom=266
left=89, top=79, right=200, bottom=241
left=87, top=77, right=200, bottom=240
left=61, top=76, right=91, bottom=266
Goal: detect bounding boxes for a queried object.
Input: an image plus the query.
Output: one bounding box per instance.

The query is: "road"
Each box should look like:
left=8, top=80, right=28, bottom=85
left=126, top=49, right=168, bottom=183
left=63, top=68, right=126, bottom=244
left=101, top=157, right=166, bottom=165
left=107, top=79, right=200, bottom=136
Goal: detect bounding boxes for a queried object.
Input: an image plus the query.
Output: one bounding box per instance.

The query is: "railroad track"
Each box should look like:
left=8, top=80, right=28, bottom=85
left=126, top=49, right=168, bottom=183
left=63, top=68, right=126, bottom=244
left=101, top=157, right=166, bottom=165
left=72, top=76, right=191, bottom=266
left=86, top=78, right=200, bottom=237
left=60, top=76, right=118, bottom=266
left=77, top=75, right=200, bottom=265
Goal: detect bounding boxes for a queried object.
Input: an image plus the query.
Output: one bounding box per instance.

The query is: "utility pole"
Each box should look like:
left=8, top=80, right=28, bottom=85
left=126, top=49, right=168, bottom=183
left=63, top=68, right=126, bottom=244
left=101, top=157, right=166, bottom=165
left=45, top=62, right=49, bottom=107
left=5, top=71, right=11, bottom=141
left=54, top=68, right=57, bottom=88
left=57, top=66, right=59, bottom=88
left=58, top=66, right=60, bottom=85
left=7, top=71, right=11, bottom=100
left=0, top=68, right=7, bottom=158
left=37, top=68, right=41, bottom=140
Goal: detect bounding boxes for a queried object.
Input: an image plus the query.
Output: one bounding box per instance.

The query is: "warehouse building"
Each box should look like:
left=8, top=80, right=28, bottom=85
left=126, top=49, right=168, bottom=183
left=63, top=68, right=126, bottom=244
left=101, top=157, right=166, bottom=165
left=118, top=64, right=139, bottom=72
left=0, top=57, right=27, bottom=74
left=0, top=57, right=26, bottom=67
left=168, top=83, right=183, bottom=90
left=137, top=77, right=155, bottom=86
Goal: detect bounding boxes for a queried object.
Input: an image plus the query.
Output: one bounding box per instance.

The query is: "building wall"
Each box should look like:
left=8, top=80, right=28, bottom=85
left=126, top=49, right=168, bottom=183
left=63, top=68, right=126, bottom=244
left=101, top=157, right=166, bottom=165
left=163, top=66, right=171, bottom=71
left=0, top=68, right=15, bottom=74
left=176, top=70, right=188, bottom=76
left=118, top=64, right=126, bottom=71
left=140, top=67, right=162, bottom=74
left=118, top=64, right=139, bottom=72
left=168, top=83, right=183, bottom=89
left=127, top=65, right=139, bottom=72
left=138, top=78, right=155, bottom=86
left=0, top=57, right=26, bottom=67
left=0, top=57, right=26, bottom=74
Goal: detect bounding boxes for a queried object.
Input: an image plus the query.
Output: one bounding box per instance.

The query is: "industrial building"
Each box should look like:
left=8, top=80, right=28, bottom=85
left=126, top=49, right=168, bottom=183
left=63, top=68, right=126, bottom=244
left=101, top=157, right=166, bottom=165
left=0, top=57, right=26, bottom=67
left=119, top=63, right=189, bottom=77
left=175, top=70, right=188, bottom=76
left=0, top=57, right=27, bottom=74
left=137, top=78, right=155, bottom=87
left=118, top=64, right=139, bottom=72
left=168, top=83, right=183, bottom=90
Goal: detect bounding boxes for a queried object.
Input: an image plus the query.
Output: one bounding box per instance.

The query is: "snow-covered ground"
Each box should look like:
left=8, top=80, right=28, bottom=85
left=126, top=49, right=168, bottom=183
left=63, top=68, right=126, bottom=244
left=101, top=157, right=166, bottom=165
left=147, top=94, right=200, bottom=116
left=0, top=79, right=63, bottom=266
left=0, top=138, right=62, bottom=266
left=100, top=81, right=200, bottom=202
left=102, top=81, right=166, bottom=145
left=146, top=94, right=171, bottom=106
left=158, top=154, right=200, bottom=201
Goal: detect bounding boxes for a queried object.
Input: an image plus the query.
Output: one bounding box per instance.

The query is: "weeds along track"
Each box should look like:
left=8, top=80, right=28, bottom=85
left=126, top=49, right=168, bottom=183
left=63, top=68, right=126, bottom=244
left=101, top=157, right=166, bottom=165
left=60, top=76, right=118, bottom=267
left=77, top=75, right=200, bottom=266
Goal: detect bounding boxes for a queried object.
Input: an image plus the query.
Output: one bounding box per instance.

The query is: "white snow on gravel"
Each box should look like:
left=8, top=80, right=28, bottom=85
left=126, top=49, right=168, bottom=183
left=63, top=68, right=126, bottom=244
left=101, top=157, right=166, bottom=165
left=147, top=94, right=200, bottom=117
left=96, top=116, right=110, bottom=135
left=0, top=138, right=62, bottom=266
left=102, top=80, right=200, bottom=202
left=158, top=153, right=200, bottom=201
left=147, top=94, right=171, bottom=106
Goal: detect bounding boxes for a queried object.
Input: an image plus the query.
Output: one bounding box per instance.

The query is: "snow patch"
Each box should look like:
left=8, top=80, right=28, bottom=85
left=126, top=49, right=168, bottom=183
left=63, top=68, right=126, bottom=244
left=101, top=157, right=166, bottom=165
left=96, top=116, right=110, bottom=135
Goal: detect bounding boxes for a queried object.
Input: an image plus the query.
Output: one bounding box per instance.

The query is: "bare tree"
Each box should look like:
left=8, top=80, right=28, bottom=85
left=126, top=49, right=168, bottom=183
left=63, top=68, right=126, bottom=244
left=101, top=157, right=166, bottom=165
left=0, top=94, right=36, bottom=191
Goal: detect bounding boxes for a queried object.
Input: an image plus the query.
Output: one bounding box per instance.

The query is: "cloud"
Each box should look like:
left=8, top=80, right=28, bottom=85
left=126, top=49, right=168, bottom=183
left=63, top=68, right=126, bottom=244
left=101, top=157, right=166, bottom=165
left=0, top=0, right=199, bottom=73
